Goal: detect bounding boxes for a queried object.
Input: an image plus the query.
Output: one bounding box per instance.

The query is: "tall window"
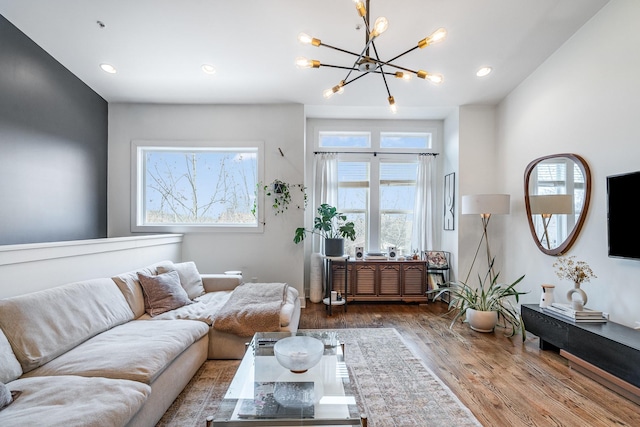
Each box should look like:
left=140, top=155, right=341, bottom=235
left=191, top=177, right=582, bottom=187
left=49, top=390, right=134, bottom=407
left=317, top=127, right=434, bottom=256
left=133, top=141, right=263, bottom=232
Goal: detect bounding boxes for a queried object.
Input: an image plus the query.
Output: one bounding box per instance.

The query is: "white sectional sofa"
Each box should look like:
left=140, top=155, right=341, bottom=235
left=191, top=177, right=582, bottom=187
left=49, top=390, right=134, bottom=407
left=0, top=260, right=300, bottom=427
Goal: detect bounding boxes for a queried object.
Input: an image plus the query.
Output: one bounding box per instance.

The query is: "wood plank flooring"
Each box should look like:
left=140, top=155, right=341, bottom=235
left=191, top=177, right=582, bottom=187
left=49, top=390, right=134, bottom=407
left=299, top=300, right=640, bottom=427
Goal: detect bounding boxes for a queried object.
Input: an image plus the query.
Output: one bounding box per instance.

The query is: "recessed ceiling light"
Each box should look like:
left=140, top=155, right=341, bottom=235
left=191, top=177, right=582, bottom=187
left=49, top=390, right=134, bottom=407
left=100, top=63, right=117, bottom=74
left=476, top=67, right=492, bottom=77
left=201, top=64, right=216, bottom=75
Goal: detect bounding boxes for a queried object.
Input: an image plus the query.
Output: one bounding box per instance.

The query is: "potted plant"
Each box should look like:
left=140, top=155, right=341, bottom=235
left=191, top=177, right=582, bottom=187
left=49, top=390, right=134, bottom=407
left=293, top=204, right=356, bottom=256
left=431, top=258, right=528, bottom=340
left=252, top=179, right=307, bottom=216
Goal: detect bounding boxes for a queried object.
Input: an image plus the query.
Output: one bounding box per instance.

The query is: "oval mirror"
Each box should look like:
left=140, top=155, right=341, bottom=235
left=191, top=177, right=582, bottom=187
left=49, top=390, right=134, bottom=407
left=524, top=154, right=591, bottom=256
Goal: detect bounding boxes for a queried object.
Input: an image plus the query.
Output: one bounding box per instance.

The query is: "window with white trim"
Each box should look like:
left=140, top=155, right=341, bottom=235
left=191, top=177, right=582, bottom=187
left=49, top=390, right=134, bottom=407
left=132, top=140, right=263, bottom=232
left=316, top=127, right=434, bottom=256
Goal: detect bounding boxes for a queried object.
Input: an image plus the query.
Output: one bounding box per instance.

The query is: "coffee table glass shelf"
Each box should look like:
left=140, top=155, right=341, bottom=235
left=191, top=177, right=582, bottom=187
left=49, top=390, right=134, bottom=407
left=211, top=331, right=362, bottom=426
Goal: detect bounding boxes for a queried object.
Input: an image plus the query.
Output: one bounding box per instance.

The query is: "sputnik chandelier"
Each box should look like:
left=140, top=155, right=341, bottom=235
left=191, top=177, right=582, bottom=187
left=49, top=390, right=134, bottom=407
left=296, top=0, right=447, bottom=113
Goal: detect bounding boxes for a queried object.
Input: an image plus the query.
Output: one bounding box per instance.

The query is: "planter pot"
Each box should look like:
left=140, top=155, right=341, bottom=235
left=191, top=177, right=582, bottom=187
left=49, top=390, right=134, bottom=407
left=324, top=239, right=344, bottom=257
left=466, top=308, right=498, bottom=333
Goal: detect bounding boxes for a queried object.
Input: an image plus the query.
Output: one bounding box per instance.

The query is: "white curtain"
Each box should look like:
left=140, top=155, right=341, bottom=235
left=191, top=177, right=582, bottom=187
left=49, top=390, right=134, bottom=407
left=315, top=153, right=338, bottom=209
left=411, top=154, right=436, bottom=252
left=309, top=153, right=338, bottom=302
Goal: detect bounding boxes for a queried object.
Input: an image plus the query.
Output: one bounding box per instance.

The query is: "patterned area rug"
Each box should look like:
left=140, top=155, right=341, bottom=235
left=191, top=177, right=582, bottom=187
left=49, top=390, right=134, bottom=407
left=157, top=328, right=481, bottom=426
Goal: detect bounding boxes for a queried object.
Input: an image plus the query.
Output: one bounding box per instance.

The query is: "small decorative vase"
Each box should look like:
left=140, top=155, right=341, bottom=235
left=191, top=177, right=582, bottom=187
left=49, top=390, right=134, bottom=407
left=567, top=281, right=587, bottom=311
left=539, top=284, right=555, bottom=308
left=466, top=308, right=498, bottom=333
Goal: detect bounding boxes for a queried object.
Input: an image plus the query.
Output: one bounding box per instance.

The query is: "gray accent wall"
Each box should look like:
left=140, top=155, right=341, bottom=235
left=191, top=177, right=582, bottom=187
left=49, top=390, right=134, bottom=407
left=0, top=14, right=107, bottom=245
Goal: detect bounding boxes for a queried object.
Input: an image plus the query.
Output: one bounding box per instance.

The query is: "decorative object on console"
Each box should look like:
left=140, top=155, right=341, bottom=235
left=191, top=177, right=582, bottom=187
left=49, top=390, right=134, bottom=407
left=553, top=256, right=597, bottom=311
left=273, top=336, right=324, bottom=373
left=524, top=154, right=591, bottom=256
left=295, top=0, right=446, bottom=113
left=529, top=195, right=574, bottom=250
left=539, top=284, right=555, bottom=308
left=294, top=204, right=356, bottom=257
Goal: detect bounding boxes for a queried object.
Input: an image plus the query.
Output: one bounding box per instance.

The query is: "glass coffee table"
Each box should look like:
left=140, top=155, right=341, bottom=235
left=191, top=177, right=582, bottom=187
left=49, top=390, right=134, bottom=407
left=210, top=331, right=364, bottom=426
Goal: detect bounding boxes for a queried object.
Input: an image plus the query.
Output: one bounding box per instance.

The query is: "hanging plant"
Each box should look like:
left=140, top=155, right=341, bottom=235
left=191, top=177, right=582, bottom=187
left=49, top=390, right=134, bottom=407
left=252, top=179, right=307, bottom=216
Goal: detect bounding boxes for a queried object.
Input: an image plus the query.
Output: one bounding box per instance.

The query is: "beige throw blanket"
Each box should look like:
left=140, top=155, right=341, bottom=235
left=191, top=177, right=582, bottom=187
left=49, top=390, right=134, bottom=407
left=213, top=282, right=288, bottom=337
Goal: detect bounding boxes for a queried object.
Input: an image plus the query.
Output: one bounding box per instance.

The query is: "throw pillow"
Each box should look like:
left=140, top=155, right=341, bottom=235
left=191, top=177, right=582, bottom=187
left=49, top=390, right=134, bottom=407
left=137, top=271, right=193, bottom=317
left=157, top=261, right=205, bottom=299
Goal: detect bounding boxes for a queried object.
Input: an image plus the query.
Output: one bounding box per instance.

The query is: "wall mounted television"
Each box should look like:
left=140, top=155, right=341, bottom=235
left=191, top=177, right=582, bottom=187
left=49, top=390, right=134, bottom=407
left=607, top=170, right=640, bottom=260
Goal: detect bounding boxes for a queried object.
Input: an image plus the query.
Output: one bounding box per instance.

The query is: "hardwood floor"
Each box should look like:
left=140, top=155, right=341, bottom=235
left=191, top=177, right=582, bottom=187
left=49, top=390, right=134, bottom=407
left=299, top=300, right=640, bottom=427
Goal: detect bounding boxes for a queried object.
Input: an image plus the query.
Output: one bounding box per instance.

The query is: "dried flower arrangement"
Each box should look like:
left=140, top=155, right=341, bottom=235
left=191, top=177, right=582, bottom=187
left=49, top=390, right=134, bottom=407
left=553, top=256, right=596, bottom=286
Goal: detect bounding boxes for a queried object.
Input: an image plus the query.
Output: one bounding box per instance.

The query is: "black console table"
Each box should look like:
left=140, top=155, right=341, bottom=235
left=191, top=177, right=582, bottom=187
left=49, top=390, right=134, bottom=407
left=522, top=304, right=640, bottom=404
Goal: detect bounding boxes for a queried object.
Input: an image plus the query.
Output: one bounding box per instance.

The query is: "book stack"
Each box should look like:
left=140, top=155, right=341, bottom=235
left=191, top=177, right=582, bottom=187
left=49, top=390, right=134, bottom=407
left=542, top=303, right=607, bottom=323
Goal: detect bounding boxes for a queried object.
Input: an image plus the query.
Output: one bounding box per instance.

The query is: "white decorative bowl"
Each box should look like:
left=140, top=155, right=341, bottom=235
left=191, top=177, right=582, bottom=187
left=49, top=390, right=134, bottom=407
left=273, top=336, right=324, bottom=373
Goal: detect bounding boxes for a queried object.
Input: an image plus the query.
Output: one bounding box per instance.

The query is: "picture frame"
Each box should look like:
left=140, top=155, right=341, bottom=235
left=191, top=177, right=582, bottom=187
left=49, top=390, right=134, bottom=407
left=425, top=251, right=449, bottom=269
left=444, top=172, right=455, bottom=230
left=427, top=272, right=445, bottom=290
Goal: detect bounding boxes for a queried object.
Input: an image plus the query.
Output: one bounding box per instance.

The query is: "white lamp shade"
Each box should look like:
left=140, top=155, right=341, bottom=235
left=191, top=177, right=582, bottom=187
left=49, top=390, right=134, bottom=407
left=461, top=194, right=510, bottom=215
left=529, top=194, right=573, bottom=215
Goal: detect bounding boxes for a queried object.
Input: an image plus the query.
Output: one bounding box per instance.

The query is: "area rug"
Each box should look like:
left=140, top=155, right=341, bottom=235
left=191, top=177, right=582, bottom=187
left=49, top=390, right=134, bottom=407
left=156, top=328, right=481, bottom=426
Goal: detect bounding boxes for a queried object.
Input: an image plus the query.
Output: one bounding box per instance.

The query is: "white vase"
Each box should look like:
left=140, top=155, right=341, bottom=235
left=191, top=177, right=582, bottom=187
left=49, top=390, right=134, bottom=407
left=539, top=284, right=555, bottom=308
left=466, top=308, right=498, bottom=333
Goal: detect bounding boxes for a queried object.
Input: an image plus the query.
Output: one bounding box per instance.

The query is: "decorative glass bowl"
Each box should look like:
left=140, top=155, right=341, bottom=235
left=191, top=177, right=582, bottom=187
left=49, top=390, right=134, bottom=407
left=273, top=336, right=324, bottom=373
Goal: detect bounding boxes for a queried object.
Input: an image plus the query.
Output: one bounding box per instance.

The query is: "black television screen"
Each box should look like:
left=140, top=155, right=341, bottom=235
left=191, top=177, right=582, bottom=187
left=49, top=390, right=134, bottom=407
left=607, top=171, right=640, bottom=259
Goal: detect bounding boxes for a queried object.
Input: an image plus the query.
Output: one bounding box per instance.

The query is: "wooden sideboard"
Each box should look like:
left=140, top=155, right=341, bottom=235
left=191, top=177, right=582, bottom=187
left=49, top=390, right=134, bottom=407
left=329, top=259, right=428, bottom=303
left=521, top=304, right=640, bottom=404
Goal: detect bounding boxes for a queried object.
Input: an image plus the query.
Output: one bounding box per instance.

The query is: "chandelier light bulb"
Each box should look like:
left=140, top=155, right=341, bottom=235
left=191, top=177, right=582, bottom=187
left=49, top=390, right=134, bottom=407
left=419, top=27, right=447, bottom=48
left=298, top=32, right=321, bottom=47
left=323, top=82, right=345, bottom=99
left=295, top=57, right=320, bottom=69
left=370, top=17, right=388, bottom=38
left=353, top=0, right=366, bottom=17
left=395, top=71, right=412, bottom=80
left=417, top=70, right=444, bottom=84
left=388, top=96, right=397, bottom=114
left=426, top=73, right=444, bottom=84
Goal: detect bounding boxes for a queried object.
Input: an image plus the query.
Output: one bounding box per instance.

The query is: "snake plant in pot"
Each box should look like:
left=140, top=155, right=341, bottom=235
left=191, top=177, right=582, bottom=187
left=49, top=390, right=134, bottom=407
left=431, top=258, right=528, bottom=340
left=293, top=204, right=356, bottom=256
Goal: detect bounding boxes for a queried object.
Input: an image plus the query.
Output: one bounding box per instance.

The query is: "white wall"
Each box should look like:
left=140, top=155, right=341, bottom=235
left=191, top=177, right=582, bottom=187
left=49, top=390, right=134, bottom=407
left=0, top=234, right=182, bottom=298
left=108, top=103, right=307, bottom=302
left=498, top=0, right=640, bottom=327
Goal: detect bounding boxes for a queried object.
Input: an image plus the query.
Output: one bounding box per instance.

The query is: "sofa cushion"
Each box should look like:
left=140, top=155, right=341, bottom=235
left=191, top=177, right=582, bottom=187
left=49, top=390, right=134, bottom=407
left=0, top=375, right=150, bottom=427
left=0, top=278, right=134, bottom=373
left=23, top=319, right=209, bottom=384
left=140, top=290, right=233, bottom=324
left=138, top=270, right=193, bottom=317
left=157, top=261, right=206, bottom=299
left=112, top=263, right=163, bottom=319
left=0, top=382, right=11, bottom=410
left=0, top=329, right=22, bottom=383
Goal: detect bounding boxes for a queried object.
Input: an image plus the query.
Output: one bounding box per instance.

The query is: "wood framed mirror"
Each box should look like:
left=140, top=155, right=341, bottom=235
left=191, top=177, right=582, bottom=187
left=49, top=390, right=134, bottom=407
left=524, top=153, right=591, bottom=256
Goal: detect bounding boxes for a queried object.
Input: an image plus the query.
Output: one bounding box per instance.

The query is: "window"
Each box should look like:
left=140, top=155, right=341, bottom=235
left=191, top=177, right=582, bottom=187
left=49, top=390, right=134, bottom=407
left=315, top=124, right=436, bottom=256
left=133, top=140, right=263, bottom=232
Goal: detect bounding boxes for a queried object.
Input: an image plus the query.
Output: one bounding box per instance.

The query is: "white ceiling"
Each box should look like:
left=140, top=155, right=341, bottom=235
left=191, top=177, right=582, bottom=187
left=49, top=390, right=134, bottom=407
left=0, top=0, right=609, bottom=119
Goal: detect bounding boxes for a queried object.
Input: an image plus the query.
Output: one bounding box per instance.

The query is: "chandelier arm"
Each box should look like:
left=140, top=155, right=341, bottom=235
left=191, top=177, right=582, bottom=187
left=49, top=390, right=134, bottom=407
left=319, top=43, right=366, bottom=58
left=370, top=41, right=392, bottom=97
left=320, top=64, right=360, bottom=71
left=383, top=45, right=420, bottom=65
left=342, top=72, right=371, bottom=87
